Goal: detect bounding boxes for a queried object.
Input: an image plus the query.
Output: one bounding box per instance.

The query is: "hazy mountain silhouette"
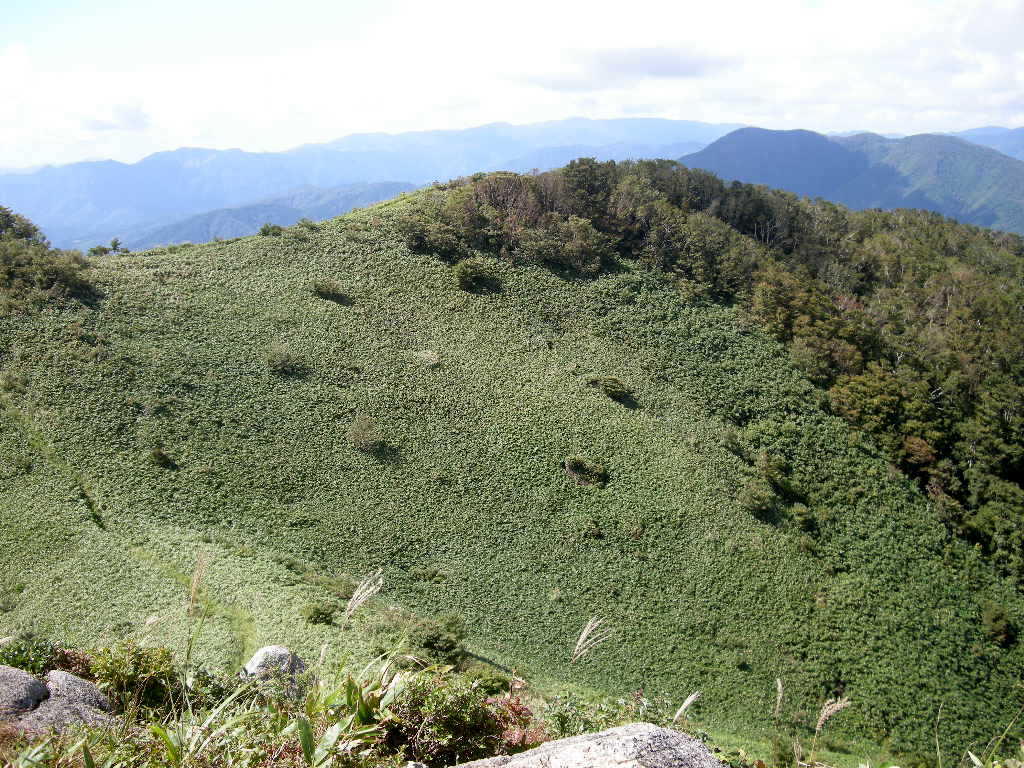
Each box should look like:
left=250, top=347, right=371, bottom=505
left=682, top=128, right=1024, bottom=233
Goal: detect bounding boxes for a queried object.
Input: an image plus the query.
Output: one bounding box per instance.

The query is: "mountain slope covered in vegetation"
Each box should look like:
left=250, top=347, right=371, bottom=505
left=1, top=164, right=1022, bottom=758
left=682, top=128, right=1024, bottom=234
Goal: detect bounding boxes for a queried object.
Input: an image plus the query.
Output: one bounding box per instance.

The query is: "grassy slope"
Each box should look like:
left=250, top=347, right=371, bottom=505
left=1, top=195, right=1021, bottom=755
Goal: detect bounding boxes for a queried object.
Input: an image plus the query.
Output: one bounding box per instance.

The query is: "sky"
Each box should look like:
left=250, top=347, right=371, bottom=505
left=1, top=0, right=1022, bottom=168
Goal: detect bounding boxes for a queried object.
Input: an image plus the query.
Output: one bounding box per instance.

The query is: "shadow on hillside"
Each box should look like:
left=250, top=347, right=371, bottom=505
left=614, top=393, right=640, bottom=410
left=370, top=443, right=403, bottom=464
left=463, top=651, right=516, bottom=675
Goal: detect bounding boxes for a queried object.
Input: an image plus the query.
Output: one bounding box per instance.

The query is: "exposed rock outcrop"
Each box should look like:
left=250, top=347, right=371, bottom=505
left=456, top=723, right=724, bottom=768
left=0, top=665, right=114, bottom=733
left=0, top=666, right=48, bottom=721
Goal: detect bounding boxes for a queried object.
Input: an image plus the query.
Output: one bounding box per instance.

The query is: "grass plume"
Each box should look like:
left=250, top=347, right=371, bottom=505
left=673, top=691, right=701, bottom=723
left=569, top=616, right=613, bottom=664
left=344, top=569, right=383, bottom=624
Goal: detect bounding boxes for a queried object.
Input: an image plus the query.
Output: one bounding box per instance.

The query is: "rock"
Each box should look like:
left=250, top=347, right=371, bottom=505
left=242, top=645, right=307, bottom=697
left=0, top=666, right=48, bottom=720
left=242, top=645, right=306, bottom=680
left=455, top=723, right=724, bottom=768
left=1, top=667, right=114, bottom=734
left=44, top=671, right=110, bottom=713
left=26, top=670, right=113, bottom=733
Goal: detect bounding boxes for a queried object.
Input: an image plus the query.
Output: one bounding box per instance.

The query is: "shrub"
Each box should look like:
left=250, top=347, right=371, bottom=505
left=518, top=214, right=615, bottom=275
left=563, top=455, right=607, bottom=488
left=585, top=375, right=632, bottom=404
left=52, top=647, right=95, bottom=679
left=982, top=600, right=1017, bottom=647
left=739, top=477, right=778, bottom=515
left=267, top=342, right=309, bottom=377
left=461, top=663, right=513, bottom=696
left=1, top=236, right=95, bottom=312
left=383, top=674, right=532, bottom=766
left=148, top=445, right=178, bottom=470
left=259, top=223, right=284, bottom=237
left=348, top=414, right=385, bottom=454
left=399, top=206, right=467, bottom=261
left=310, top=279, right=350, bottom=304
left=300, top=601, right=337, bottom=625
left=453, top=257, right=500, bottom=293
left=0, top=633, right=58, bottom=675
left=370, top=610, right=468, bottom=667
left=91, top=642, right=179, bottom=714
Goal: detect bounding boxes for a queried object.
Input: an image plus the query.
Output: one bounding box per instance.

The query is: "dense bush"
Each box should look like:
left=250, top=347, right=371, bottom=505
left=301, top=601, right=337, bottom=625
left=267, top=342, right=309, bottom=377
left=0, top=633, right=58, bottom=675
left=453, top=257, right=499, bottom=292
left=383, top=674, right=533, bottom=766
left=1, top=227, right=95, bottom=313
left=349, top=414, right=385, bottom=455
left=91, top=642, right=178, bottom=714
left=259, top=223, right=284, bottom=237
left=563, top=455, right=607, bottom=488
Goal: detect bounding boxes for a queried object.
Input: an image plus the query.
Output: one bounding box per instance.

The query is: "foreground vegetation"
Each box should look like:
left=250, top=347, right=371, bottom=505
left=1, top=631, right=1000, bottom=768
left=1, top=164, right=1022, bottom=762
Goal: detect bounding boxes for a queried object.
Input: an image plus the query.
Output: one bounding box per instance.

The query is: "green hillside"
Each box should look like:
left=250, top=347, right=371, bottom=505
left=1, top=176, right=1021, bottom=759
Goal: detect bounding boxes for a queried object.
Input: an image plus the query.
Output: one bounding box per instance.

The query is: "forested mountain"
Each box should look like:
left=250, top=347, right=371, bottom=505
left=123, top=182, right=417, bottom=250
left=0, top=118, right=740, bottom=249
left=682, top=128, right=1024, bottom=234
left=954, top=126, right=1024, bottom=161
left=2, top=159, right=1022, bottom=758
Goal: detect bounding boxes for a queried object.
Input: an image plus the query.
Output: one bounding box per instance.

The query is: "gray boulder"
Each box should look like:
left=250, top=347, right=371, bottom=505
left=43, top=671, right=111, bottom=713
left=0, top=665, right=48, bottom=720
left=456, top=723, right=724, bottom=768
left=242, top=645, right=307, bottom=697
left=0, top=667, right=114, bottom=734
left=242, top=645, right=306, bottom=679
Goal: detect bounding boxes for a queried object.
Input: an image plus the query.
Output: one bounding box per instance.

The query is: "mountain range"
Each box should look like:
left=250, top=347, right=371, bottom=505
left=2, top=118, right=1023, bottom=250
left=0, top=118, right=742, bottom=249
left=682, top=128, right=1024, bottom=234
left=952, top=126, right=1024, bottom=160
left=122, top=182, right=418, bottom=250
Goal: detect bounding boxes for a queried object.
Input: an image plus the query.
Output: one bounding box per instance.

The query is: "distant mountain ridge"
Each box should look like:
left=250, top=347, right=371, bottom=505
left=952, top=126, right=1024, bottom=161
left=123, top=182, right=418, bottom=250
left=682, top=128, right=1024, bottom=234
left=0, top=118, right=742, bottom=249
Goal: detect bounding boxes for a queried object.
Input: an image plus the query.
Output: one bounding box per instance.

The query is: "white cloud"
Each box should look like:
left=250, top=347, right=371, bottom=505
left=0, top=0, right=1021, bottom=168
